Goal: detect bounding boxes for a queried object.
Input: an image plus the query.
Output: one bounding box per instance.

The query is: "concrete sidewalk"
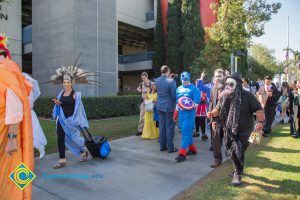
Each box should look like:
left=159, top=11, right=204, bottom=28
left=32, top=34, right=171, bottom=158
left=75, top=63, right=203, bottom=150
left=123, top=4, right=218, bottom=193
left=32, top=128, right=227, bottom=200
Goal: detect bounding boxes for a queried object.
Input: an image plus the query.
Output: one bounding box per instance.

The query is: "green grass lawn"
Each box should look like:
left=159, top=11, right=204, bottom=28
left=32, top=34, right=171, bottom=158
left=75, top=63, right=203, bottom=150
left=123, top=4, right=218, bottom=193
left=173, top=124, right=300, bottom=200
left=38, top=115, right=139, bottom=155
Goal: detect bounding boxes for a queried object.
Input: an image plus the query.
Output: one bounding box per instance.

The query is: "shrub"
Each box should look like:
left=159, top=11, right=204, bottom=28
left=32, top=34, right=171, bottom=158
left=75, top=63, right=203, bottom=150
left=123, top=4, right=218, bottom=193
left=34, top=95, right=141, bottom=119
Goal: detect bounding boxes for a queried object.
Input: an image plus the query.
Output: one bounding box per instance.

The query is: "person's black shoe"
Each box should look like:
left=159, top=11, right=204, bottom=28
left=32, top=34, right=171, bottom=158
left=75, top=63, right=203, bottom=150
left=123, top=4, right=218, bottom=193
left=186, top=150, right=197, bottom=156
left=175, top=154, right=186, bottom=162
left=210, top=161, right=221, bottom=168
left=201, top=134, right=208, bottom=141
left=193, top=132, right=200, bottom=137
left=209, top=146, right=213, bottom=151
left=280, top=119, right=284, bottom=124
left=168, top=148, right=178, bottom=153
left=135, top=131, right=142, bottom=136
left=160, top=148, right=166, bottom=151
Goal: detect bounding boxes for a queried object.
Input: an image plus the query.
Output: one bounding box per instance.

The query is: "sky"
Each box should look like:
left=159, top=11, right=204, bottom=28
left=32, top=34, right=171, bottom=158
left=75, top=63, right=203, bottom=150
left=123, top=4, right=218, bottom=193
left=252, top=0, right=300, bottom=62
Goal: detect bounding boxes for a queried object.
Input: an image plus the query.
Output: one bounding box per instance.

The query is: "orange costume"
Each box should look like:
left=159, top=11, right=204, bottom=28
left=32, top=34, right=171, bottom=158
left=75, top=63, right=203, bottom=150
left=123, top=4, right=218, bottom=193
left=0, top=56, right=34, bottom=200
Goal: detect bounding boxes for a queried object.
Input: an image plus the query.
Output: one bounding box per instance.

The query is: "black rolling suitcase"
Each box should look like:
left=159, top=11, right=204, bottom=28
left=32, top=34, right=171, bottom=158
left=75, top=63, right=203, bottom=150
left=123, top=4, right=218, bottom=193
left=79, top=127, right=111, bottom=159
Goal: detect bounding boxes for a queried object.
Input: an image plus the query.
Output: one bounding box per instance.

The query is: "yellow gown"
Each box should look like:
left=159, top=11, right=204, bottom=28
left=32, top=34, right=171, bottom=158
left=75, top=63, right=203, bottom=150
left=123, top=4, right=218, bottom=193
left=142, top=92, right=159, bottom=139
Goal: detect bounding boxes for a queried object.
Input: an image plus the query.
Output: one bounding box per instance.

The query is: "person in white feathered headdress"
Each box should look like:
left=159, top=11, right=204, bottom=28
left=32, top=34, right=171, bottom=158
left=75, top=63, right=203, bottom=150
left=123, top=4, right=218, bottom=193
left=48, top=56, right=101, bottom=169
left=23, top=72, right=47, bottom=159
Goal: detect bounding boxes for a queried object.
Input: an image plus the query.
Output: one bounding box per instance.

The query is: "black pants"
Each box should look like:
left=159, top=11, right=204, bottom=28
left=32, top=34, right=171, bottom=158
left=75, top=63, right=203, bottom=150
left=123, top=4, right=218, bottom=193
left=57, top=121, right=66, bottom=159
left=232, top=135, right=249, bottom=175
left=195, top=116, right=206, bottom=134
left=156, top=121, right=159, bottom=128
left=290, top=115, right=295, bottom=135
left=212, top=123, right=223, bottom=163
left=264, top=104, right=276, bottom=133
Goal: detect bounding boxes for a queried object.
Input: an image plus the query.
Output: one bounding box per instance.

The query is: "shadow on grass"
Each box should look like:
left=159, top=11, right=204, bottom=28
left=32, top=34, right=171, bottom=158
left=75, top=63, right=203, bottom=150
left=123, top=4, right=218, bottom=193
left=269, top=124, right=291, bottom=137
left=242, top=124, right=300, bottom=197
left=243, top=173, right=300, bottom=197
left=171, top=124, right=300, bottom=200
left=247, top=154, right=300, bottom=173
left=256, top=145, right=300, bottom=154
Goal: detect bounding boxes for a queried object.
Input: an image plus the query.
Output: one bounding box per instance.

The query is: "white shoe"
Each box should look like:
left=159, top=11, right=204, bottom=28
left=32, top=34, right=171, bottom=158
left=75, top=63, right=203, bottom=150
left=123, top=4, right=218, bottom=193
left=39, top=147, right=45, bottom=159
left=232, top=173, right=241, bottom=186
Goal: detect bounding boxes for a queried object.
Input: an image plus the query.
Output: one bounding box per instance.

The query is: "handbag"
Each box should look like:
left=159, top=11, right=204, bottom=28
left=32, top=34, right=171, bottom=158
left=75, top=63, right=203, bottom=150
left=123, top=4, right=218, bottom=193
left=248, top=130, right=262, bottom=144
left=144, top=99, right=154, bottom=112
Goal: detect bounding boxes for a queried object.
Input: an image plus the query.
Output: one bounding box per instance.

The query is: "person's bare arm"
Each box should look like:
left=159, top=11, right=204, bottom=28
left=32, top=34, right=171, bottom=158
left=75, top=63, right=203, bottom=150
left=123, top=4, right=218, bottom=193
left=207, top=108, right=220, bottom=118
left=137, top=86, right=142, bottom=93
left=255, top=110, right=265, bottom=131
left=5, top=123, right=19, bottom=156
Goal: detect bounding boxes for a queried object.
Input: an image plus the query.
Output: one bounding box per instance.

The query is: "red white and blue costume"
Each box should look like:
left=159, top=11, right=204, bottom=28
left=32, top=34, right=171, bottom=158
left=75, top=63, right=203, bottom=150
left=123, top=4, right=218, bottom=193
left=174, top=72, right=200, bottom=162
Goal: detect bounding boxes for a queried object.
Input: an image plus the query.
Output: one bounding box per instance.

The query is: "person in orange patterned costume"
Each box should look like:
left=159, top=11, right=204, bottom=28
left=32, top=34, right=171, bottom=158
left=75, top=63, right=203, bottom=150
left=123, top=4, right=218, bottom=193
left=0, top=34, right=34, bottom=200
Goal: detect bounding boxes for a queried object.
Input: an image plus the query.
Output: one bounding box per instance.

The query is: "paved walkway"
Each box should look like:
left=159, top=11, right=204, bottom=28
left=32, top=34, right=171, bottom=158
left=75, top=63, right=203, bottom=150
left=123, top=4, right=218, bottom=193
left=32, top=126, right=228, bottom=200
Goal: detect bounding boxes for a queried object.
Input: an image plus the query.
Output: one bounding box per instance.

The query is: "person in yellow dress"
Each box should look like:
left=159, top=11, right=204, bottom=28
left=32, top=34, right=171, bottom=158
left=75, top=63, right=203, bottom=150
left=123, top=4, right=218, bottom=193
left=142, top=82, right=159, bottom=139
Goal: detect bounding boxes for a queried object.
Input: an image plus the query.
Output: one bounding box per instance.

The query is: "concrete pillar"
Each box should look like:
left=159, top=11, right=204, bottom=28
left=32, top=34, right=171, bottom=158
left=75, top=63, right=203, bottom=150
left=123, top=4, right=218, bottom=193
left=0, top=0, right=22, bottom=66
left=32, top=0, right=118, bottom=97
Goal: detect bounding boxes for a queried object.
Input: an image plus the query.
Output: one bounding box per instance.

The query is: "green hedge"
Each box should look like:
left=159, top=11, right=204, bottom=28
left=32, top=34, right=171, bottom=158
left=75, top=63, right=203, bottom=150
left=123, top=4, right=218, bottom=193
left=34, top=95, right=141, bottom=119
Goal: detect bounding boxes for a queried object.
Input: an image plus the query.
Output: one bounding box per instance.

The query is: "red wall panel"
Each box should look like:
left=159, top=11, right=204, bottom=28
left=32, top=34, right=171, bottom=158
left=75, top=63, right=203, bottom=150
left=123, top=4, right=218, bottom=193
left=200, top=0, right=218, bottom=28
left=160, top=0, right=219, bottom=33
left=161, top=0, right=169, bottom=33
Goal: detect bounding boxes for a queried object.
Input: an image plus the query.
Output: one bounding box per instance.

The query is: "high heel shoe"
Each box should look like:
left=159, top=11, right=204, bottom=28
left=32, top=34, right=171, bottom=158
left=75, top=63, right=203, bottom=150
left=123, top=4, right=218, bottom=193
left=80, top=151, right=88, bottom=162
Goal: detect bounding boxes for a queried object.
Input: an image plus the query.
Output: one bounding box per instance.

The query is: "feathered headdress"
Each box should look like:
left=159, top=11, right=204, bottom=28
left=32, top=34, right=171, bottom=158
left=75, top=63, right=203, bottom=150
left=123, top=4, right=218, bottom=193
left=44, top=54, right=103, bottom=87
left=0, top=34, right=11, bottom=58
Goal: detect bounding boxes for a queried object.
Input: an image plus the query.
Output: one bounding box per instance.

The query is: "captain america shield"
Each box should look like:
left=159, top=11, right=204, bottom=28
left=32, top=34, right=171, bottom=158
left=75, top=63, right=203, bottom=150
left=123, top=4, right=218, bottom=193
left=178, top=96, right=195, bottom=110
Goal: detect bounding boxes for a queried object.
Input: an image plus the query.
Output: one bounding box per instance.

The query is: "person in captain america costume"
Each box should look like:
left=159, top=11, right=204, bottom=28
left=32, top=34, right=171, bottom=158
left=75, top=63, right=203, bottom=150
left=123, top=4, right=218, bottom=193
left=174, top=71, right=200, bottom=162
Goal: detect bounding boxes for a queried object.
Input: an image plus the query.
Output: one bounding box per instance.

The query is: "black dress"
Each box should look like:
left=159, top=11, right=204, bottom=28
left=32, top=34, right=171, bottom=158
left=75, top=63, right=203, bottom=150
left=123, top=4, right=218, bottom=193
left=60, top=90, right=75, bottom=118
left=57, top=90, right=76, bottom=158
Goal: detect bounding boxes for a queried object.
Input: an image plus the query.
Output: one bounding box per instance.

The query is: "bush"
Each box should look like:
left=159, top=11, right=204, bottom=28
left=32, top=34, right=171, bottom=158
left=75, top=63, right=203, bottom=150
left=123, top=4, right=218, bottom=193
left=34, top=95, right=141, bottom=119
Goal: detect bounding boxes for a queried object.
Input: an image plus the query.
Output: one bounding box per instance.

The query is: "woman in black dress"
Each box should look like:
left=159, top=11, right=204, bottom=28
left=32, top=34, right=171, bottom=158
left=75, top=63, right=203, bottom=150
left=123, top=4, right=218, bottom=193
left=52, top=75, right=89, bottom=169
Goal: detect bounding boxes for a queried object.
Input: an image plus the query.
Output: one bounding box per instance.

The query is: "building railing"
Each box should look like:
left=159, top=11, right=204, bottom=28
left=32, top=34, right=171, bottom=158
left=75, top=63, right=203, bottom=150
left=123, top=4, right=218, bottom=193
left=22, top=25, right=32, bottom=44
left=146, top=11, right=154, bottom=21
left=118, top=51, right=154, bottom=64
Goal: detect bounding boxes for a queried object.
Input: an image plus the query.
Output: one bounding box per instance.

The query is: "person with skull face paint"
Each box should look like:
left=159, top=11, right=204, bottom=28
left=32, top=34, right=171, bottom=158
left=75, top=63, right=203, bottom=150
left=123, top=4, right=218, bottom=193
left=174, top=72, right=200, bottom=162
left=208, top=73, right=264, bottom=186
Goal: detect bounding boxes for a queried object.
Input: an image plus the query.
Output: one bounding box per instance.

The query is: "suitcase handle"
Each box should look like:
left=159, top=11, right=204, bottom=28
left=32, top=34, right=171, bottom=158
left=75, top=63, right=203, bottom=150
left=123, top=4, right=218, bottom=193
left=79, top=126, right=94, bottom=143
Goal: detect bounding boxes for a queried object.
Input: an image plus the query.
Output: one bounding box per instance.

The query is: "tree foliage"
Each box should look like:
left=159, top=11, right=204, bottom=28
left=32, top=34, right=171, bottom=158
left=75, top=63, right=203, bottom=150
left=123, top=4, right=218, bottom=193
left=167, top=0, right=183, bottom=74
left=153, top=0, right=166, bottom=76
left=191, top=0, right=281, bottom=80
left=181, top=0, right=205, bottom=70
left=207, top=0, right=281, bottom=51
left=247, top=44, right=278, bottom=80
left=190, top=40, right=230, bottom=81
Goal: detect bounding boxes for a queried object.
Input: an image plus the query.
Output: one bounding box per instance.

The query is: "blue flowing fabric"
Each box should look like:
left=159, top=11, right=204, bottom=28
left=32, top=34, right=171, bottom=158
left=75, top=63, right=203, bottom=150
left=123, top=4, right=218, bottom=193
left=153, top=105, right=159, bottom=121
left=52, top=91, right=89, bottom=157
